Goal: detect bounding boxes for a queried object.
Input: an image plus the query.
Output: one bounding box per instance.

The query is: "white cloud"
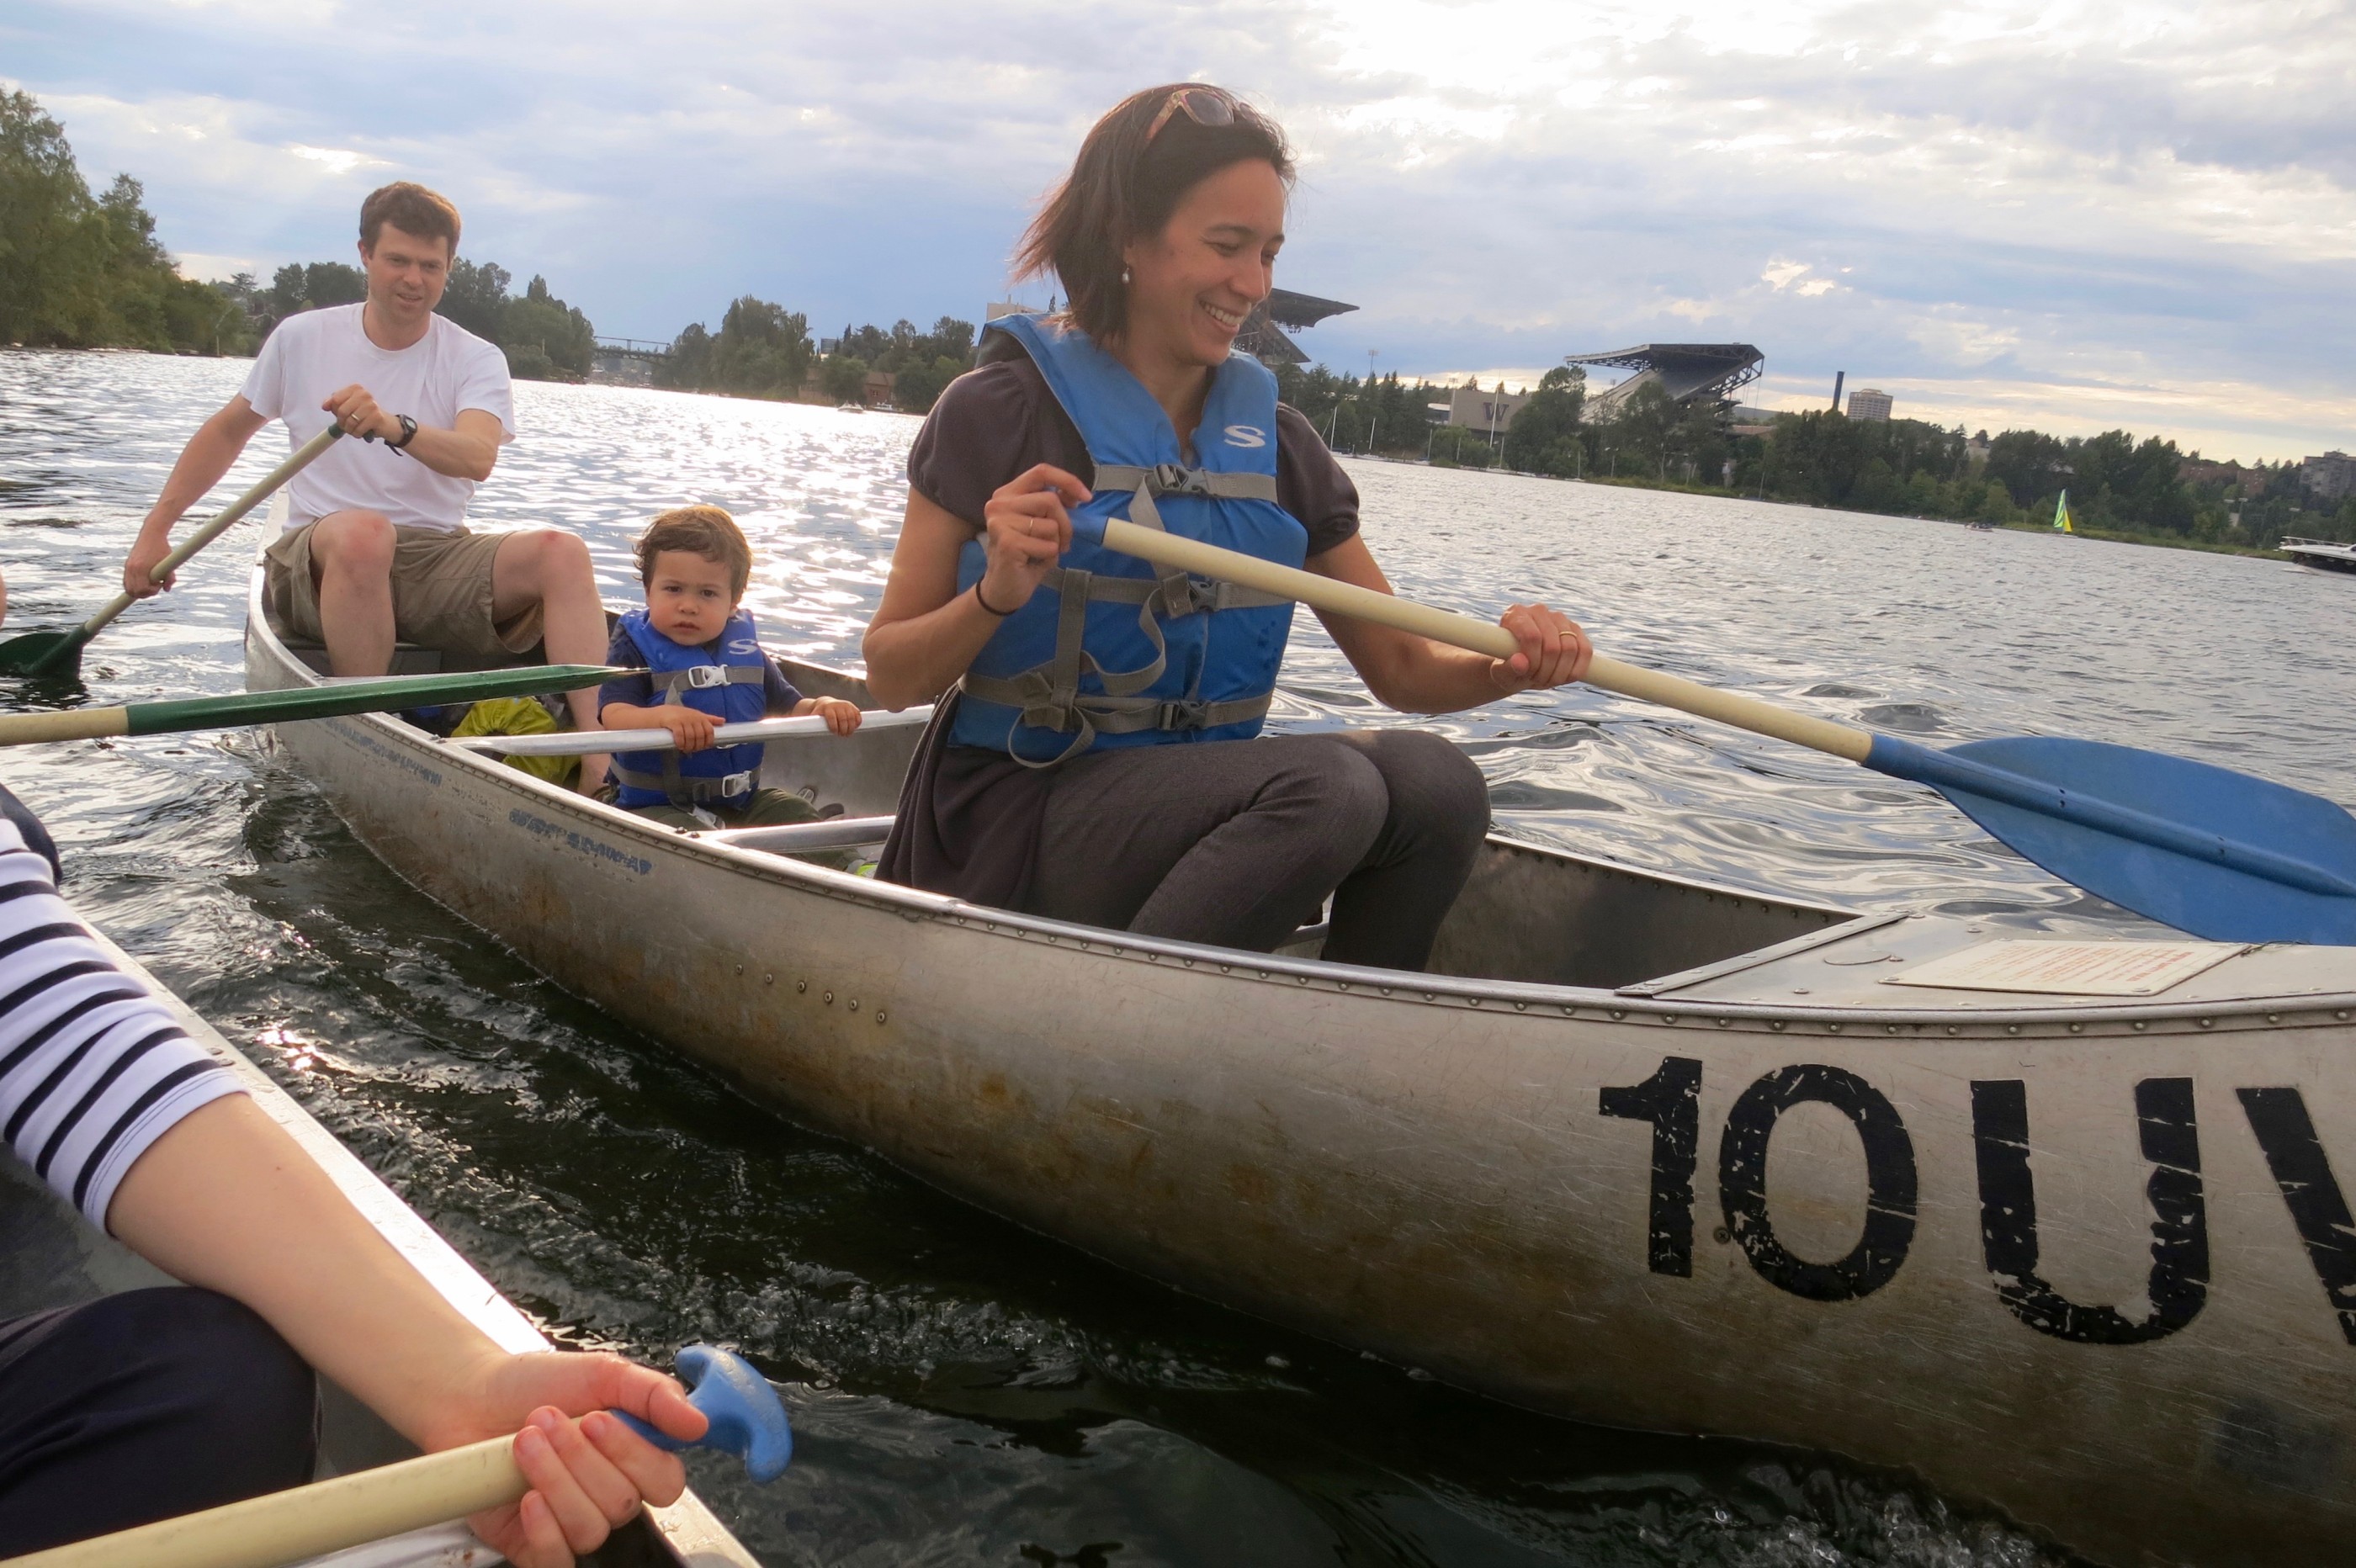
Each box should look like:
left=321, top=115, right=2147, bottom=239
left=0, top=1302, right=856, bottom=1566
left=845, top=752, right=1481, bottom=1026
left=11, top=0, right=2356, bottom=459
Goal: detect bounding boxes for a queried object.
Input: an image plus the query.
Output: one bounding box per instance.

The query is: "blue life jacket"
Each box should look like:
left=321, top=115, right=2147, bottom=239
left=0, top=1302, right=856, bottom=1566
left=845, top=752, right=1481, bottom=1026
left=611, top=607, right=770, bottom=809
left=948, top=314, right=1307, bottom=766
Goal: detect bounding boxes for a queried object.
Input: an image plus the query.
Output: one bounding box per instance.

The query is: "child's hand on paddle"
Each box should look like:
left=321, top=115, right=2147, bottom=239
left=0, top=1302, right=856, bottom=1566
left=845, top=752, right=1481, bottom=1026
left=443, top=1349, right=706, bottom=1568
left=979, top=464, right=1086, bottom=615
left=653, top=707, right=718, bottom=754
left=1488, top=602, right=1593, bottom=693
left=804, top=695, right=863, bottom=736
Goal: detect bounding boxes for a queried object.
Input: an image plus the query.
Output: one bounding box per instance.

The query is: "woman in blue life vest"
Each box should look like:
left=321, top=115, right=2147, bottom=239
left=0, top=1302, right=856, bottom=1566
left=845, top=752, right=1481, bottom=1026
left=865, top=84, right=1591, bottom=972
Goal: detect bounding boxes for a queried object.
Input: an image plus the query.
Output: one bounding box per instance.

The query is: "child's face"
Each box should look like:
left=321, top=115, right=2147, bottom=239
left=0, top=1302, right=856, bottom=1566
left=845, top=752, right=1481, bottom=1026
left=644, top=549, right=740, bottom=644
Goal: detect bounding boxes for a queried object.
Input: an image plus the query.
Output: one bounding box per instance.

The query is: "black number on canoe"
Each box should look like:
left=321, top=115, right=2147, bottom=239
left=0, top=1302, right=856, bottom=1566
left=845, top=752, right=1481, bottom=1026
left=1599, top=1056, right=1701, bottom=1276
left=2237, top=1087, right=2356, bottom=1346
left=1718, top=1064, right=1918, bottom=1300
left=1970, top=1078, right=2208, bottom=1344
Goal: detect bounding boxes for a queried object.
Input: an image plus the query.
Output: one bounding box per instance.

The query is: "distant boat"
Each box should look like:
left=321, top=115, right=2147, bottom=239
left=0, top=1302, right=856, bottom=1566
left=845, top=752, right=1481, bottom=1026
left=2052, top=490, right=2074, bottom=533
left=2280, top=536, right=2356, bottom=575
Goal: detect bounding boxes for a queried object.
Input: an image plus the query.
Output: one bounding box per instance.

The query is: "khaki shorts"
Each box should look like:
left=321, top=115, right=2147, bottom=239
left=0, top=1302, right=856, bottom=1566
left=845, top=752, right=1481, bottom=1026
left=263, top=519, right=544, bottom=665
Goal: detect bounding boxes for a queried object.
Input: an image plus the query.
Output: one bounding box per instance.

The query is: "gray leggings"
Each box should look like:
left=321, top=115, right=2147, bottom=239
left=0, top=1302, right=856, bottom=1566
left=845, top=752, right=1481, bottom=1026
left=1027, top=729, right=1489, bottom=972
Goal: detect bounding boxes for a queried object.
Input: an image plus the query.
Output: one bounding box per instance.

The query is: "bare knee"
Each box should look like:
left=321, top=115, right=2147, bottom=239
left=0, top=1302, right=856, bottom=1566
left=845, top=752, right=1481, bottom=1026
left=501, top=528, right=592, bottom=589
left=310, top=511, right=395, bottom=578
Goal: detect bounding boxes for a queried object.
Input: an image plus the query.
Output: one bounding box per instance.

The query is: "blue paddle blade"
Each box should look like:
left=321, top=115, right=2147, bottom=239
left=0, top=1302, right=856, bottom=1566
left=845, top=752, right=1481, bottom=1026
left=1865, top=734, right=2356, bottom=946
left=616, top=1344, right=793, bottom=1483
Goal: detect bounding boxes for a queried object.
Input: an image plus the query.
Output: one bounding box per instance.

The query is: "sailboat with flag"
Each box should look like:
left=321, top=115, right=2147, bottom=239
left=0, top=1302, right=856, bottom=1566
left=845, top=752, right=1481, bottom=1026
left=2052, top=490, right=2075, bottom=532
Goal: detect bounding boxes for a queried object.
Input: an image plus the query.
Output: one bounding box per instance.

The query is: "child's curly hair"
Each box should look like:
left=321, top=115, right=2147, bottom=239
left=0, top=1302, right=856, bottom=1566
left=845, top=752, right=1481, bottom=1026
left=635, top=505, right=751, bottom=598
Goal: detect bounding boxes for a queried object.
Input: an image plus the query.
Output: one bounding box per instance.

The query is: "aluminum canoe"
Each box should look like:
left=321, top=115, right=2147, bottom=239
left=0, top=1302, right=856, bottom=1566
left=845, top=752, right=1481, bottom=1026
left=0, top=919, right=760, bottom=1568
left=244, top=567, right=2356, bottom=1567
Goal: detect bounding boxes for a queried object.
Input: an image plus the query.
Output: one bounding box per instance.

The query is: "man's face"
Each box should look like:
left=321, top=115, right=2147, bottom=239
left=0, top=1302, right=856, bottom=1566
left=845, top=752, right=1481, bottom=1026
left=359, top=224, right=451, bottom=320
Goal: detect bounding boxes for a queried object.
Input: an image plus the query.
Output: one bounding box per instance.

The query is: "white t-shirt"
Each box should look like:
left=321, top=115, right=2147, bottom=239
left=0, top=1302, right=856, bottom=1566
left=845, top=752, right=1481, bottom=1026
left=241, top=304, right=515, bottom=533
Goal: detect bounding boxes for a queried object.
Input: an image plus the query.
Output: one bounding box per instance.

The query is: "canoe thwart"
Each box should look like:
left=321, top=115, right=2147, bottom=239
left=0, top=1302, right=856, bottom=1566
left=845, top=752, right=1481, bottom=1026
left=452, top=706, right=935, bottom=759
left=700, top=815, right=897, bottom=854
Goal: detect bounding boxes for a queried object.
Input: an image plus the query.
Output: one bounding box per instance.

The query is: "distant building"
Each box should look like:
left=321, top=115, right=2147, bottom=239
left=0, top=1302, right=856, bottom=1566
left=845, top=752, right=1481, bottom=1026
left=2301, top=450, right=2356, bottom=503
left=1435, top=383, right=1530, bottom=433
left=2182, top=457, right=2266, bottom=499
left=984, top=301, right=1044, bottom=323
left=1846, top=387, right=1894, bottom=422
left=1965, top=432, right=1991, bottom=466
left=1566, top=343, right=1764, bottom=416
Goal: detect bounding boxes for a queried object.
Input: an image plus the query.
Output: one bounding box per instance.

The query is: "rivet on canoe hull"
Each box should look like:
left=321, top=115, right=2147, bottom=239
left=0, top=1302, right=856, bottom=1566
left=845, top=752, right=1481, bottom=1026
left=2068, top=1022, right=2083, bottom=1033
left=1826, top=1022, right=1842, bottom=1033
left=1467, top=997, right=1480, bottom=1007
left=2199, top=1018, right=2215, bottom=1029
left=875, top=1010, right=886, bottom=1024
left=2267, top=1013, right=2282, bottom=1024
left=1661, top=1014, right=1677, bottom=1025
left=1883, top=1024, right=1898, bottom=1036
left=2337, top=1009, right=2351, bottom=1021
left=2006, top=1025, right=2020, bottom=1035
left=1512, top=1000, right=1525, bottom=1011
left=1770, top=1020, right=1786, bottom=1031
left=1945, top=1025, right=1960, bottom=1036
left=823, top=991, right=834, bottom=1005
left=735, top=963, right=743, bottom=975
left=1717, top=1019, right=1733, bottom=1030
left=847, top=999, right=859, bottom=1011
left=1609, top=1009, right=1626, bottom=1020
left=2132, top=1020, right=2146, bottom=1030
left=764, top=973, right=774, bottom=985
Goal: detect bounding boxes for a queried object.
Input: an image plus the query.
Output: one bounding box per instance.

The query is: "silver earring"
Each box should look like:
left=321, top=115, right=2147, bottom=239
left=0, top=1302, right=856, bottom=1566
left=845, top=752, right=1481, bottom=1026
left=1121, top=267, right=1131, bottom=285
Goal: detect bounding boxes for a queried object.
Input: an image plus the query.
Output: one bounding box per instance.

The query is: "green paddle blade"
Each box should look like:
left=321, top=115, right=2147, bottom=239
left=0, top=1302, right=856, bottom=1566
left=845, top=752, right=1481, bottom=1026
left=120, top=666, right=619, bottom=737
left=0, top=631, right=87, bottom=678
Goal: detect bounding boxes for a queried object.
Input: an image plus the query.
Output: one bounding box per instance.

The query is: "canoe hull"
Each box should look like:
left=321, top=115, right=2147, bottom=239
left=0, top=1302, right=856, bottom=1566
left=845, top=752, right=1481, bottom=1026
left=247, top=596, right=2356, bottom=1567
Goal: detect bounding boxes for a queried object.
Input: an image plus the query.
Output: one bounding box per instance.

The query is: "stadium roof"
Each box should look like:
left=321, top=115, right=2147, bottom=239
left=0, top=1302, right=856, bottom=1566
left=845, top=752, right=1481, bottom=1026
left=1239, top=288, right=1359, bottom=364
left=1566, top=343, right=1764, bottom=410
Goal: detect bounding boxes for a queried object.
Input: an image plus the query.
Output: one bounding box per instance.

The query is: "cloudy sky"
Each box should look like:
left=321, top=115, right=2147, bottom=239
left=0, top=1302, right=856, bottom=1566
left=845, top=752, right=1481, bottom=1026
left=12, top=0, right=2353, bottom=460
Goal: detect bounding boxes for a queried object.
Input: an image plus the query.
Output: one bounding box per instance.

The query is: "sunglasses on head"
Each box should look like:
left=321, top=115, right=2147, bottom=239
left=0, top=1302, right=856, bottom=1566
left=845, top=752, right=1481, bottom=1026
left=1145, top=86, right=1239, bottom=144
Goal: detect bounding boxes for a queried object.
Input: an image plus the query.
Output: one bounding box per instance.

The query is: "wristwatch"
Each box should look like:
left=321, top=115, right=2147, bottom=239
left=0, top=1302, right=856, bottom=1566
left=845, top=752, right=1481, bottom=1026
left=388, top=414, right=419, bottom=453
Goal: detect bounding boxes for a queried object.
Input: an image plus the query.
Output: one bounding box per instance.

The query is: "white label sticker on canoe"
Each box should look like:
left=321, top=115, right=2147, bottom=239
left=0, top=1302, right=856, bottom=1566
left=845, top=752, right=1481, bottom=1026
left=1884, top=939, right=2247, bottom=997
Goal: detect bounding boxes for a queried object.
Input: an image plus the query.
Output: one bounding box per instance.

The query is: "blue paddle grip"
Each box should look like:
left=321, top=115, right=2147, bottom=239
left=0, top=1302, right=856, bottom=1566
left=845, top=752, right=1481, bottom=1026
left=1865, top=735, right=2356, bottom=900
left=613, top=1344, right=792, bottom=1483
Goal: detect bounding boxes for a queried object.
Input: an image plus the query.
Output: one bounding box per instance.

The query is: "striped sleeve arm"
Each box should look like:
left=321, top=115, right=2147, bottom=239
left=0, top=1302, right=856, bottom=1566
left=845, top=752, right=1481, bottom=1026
left=0, top=818, right=242, bottom=1228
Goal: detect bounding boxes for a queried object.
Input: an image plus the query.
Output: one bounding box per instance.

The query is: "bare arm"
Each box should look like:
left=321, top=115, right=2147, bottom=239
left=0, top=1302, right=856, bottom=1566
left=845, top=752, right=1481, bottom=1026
left=124, top=396, right=270, bottom=596
left=109, top=1094, right=705, bottom=1565
left=861, top=466, right=1086, bottom=710
left=325, top=384, right=502, bottom=482
left=1308, top=534, right=1593, bottom=712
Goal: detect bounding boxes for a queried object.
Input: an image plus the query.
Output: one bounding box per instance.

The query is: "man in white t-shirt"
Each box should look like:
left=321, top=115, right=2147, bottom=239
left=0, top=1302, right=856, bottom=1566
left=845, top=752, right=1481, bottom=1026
left=124, top=182, right=608, bottom=790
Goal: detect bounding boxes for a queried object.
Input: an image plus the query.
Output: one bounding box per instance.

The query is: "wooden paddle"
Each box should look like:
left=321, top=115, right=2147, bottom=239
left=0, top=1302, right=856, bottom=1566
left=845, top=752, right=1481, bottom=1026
left=0, top=425, right=347, bottom=679
left=1087, top=515, right=2356, bottom=946
left=0, top=1345, right=790, bottom=1568
left=0, top=666, right=617, bottom=748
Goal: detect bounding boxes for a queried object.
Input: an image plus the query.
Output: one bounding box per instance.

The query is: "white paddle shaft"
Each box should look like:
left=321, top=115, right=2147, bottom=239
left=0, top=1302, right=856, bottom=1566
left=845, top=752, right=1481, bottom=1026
left=75, top=425, right=345, bottom=642
left=0, top=1433, right=520, bottom=1568
left=453, top=704, right=934, bottom=758
left=1099, top=518, right=1876, bottom=765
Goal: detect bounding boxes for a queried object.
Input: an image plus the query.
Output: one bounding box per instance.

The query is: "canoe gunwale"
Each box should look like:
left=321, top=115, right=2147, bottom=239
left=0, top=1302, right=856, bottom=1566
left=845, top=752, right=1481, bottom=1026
left=243, top=566, right=2356, bottom=1032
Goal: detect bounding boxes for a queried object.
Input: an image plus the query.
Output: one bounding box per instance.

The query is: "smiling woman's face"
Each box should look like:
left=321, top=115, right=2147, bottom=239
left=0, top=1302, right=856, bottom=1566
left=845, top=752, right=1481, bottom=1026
left=1121, top=158, right=1287, bottom=372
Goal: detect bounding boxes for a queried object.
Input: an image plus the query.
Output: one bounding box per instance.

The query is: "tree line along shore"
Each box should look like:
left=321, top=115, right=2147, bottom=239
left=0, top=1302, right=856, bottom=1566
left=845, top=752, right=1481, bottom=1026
left=7, top=85, right=2347, bottom=557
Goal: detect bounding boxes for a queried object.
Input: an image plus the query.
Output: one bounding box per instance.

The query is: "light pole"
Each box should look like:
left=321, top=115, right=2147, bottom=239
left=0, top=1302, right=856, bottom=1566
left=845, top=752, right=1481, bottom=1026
left=1364, top=350, right=1378, bottom=456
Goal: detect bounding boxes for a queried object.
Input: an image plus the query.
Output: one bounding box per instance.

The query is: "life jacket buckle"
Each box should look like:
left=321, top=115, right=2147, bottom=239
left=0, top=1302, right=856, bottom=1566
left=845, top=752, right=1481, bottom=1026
left=719, top=768, right=757, bottom=797
left=1148, top=463, right=1214, bottom=496
left=1154, top=699, right=1212, bottom=731
left=682, top=665, right=732, bottom=690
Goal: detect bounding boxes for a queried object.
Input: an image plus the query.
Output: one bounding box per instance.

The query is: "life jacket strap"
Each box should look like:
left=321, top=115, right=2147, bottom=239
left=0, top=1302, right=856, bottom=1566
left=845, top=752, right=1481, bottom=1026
left=654, top=665, right=764, bottom=697
left=1096, top=464, right=1280, bottom=538
left=612, top=759, right=760, bottom=806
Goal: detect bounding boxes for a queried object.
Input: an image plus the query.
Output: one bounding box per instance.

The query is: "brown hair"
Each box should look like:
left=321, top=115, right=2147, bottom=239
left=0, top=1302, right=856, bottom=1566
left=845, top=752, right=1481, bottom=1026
left=1013, top=84, right=1293, bottom=344
left=359, top=182, right=462, bottom=254
left=636, top=506, right=752, bottom=598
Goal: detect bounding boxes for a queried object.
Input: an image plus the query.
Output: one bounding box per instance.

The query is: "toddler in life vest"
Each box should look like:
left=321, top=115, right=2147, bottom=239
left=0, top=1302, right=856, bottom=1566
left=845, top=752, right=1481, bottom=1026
left=599, top=505, right=862, bottom=829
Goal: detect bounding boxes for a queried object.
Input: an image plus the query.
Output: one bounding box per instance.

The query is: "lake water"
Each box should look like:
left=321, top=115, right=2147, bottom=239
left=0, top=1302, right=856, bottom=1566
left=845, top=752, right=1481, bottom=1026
left=7, top=349, right=2350, bottom=1565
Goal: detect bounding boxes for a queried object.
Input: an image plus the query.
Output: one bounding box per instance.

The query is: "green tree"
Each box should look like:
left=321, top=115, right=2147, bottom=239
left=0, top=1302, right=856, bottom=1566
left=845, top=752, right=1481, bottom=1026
left=434, top=258, right=511, bottom=342
left=1502, top=367, right=1584, bottom=474
left=0, top=89, right=249, bottom=352
left=708, top=296, right=812, bottom=398
left=501, top=274, right=594, bottom=380
left=815, top=352, right=869, bottom=404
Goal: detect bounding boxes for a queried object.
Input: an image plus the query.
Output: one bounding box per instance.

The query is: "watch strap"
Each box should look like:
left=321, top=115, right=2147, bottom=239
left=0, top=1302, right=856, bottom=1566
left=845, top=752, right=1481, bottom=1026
left=389, top=414, right=419, bottom=452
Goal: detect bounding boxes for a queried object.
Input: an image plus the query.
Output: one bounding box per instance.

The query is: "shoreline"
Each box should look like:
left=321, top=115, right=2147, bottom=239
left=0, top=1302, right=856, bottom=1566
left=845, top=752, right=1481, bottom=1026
left=1399, top=461, right=2290, bottom=562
